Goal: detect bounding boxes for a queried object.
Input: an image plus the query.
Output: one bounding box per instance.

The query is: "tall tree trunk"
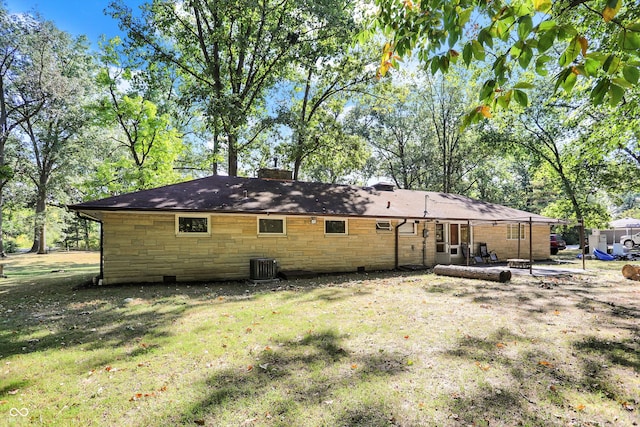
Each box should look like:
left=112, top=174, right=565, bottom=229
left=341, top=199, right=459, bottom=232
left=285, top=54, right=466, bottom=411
left=228, top=132, right=238, bottom=176
left=31, top=185, right=47, bottom=254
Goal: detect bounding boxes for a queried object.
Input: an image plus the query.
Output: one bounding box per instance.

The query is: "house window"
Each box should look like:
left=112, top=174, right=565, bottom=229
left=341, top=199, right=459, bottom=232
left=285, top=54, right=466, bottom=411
left=376, top=220, right=392, bottom=231
left=507, top=224, right=525, bottom=240
left=398, top=222, right=417, bottom=235
left=258, top=217, right=286, bottom=235
left=176, top=215, right=210, bottom=235
left=325, top=219, right=347, bottom=235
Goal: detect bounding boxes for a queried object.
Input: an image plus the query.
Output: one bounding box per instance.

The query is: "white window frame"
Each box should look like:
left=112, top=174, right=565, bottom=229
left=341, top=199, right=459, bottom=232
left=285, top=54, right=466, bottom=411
left=324, top=218, right=348, bottom=235
left=257, top=216, right=287, bottom=236
left=398, top=221, right=417, bottom=236
left=376, top=220, right=392, bottom=232
left=175, top=214, right=211, bottom=236
left=507, top=224, right=526, bottom=240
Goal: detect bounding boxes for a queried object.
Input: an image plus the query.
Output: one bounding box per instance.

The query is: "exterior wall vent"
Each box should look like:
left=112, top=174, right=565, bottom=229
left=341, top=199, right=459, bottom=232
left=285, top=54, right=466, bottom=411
left=373, top=182, right=395, bottom=191
left=250, top=258, right=277, bottom=280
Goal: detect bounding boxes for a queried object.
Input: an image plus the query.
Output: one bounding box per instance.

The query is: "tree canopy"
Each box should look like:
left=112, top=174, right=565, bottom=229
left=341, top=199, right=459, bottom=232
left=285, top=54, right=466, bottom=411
left=373, top=0, right=640, bottom=123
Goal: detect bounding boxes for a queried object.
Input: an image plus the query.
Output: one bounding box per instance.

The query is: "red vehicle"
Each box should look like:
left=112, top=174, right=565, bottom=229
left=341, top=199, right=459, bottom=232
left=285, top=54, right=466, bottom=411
left=550, top=234, right=567, bottom=255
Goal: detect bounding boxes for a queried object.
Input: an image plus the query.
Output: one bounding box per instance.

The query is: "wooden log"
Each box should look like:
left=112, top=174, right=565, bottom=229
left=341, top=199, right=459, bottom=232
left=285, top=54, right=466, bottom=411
left=433, top=264, right=511, bottom=283
left=622, top=264, right=640, bottom=281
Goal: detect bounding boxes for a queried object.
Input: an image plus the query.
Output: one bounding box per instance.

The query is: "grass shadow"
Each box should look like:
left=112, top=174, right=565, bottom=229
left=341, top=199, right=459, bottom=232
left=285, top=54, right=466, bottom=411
left=175, top=329, right=408, bottom=426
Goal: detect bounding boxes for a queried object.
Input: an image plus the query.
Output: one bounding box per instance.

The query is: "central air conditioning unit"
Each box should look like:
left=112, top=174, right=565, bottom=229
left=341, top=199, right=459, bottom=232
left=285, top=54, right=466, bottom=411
left=250, top=258, right=277, bottom=280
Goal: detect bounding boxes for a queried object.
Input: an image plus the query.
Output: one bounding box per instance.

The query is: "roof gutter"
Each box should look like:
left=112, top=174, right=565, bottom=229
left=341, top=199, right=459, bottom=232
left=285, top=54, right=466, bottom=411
left=395, top=218, right=408, bottom=269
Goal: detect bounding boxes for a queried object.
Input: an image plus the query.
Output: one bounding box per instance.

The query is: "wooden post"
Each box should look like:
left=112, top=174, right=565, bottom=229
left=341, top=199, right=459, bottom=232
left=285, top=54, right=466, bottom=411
left=529, top=217, right=533, bottom=275
left=579, top=218, right=586, bottom=270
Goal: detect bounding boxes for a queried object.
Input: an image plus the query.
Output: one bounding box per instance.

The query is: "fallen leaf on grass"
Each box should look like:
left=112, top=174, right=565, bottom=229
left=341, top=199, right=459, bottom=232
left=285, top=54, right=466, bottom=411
left=553, top=310, right=560, bottom=316
left=264, top=346, right=272, bottom=351
left=351, top=364, right=358, bottom=369
left=404, top=335, right=410, bottom=339
left=496, top=342, right=506, bottom=348
left=245, top=327, right=252, bottom=333
left=538, top=360, right=553, bottom=367
left=246, top=365, right=254, bottom=372
left=0, top=400, right=9, bottom=405
left=622, top=401, right=635, bottom=411
left=475, top=362, right=490, bottom=371
left=575, top=404, right=585, bottom=411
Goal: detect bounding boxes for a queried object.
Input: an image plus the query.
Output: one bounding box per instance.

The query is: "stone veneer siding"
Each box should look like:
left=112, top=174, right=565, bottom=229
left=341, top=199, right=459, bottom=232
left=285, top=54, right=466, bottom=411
left=100, top=212, right=549, bottom=284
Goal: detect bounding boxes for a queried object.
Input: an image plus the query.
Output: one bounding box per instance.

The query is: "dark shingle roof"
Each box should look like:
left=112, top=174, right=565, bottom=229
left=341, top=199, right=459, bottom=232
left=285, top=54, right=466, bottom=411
left=69, top=175, right=558, bottom=223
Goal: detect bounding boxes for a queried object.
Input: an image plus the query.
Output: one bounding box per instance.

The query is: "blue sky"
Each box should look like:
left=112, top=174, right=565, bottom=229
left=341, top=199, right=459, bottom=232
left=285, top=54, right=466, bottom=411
left=5, top=0, right=143, bottom=49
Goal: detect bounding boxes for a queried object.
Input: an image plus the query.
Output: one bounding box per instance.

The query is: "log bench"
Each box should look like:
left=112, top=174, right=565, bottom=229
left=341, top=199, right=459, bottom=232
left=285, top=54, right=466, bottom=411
left=507, top=258, right=531, bottom=269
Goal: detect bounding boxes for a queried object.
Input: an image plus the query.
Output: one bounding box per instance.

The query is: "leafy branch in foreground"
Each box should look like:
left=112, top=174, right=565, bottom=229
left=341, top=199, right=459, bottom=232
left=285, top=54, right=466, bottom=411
left=372, top=0, right=640, bottom=124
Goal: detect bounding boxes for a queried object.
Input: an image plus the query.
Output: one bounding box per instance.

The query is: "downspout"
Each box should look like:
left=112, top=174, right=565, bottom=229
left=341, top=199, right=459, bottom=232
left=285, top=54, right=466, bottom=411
left=422, top=222, right=427, bottom=266
left=395, top=218, right=408, bottom=269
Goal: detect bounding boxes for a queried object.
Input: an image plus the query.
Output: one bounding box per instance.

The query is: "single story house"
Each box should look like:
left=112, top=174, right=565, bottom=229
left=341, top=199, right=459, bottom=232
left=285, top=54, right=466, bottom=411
left=69, top=172, right=561, bottom=285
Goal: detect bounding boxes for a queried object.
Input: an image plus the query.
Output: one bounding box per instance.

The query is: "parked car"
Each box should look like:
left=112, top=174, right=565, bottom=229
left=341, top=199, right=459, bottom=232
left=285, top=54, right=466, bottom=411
left=620, top=232, right=640, bottom=249
left=550, top=234, right=566, bottom=255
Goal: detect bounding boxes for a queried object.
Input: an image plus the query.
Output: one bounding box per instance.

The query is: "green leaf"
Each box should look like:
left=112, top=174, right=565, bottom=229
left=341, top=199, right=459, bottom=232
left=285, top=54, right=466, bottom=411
left=535, top=55, right=551, bottom=75
left=478, top=29, right=494, bottom=49
left=472, top=40, right=486, bottom=60
left=538, top=20, right=557, bottom=32
left=496, top=21, right=510, bottom=41
left=621, top=32, right=640, bottom=50
left=590, top=78, right=610, bottom=105
left=510, top=41, right=523, bottom=58
left=513, top=89, right=528, bottom=106
left=554, top=68, right=572, bottom=92
left=440, top=55, right=450, bottom=72
left=559, top=36, right=581, bottom=67
left=496, top=92, right=511, bottom=109
left=518, top=15, right=533, bottom=40
left=519, top=47, right=533, bottom=68
left=603, top=54, right=621, bottom=73
left=479, top=79, right=496, bottom=101
left=608, top=83, right=624, bottom=106
left=458, top=7, right=473, bottom=26
left=584, top=57, right=601, bottom=76
left=538, top=29, right=556, bottom=53
left=613, top=77, right=634, bottom=88
left=623, top=65, right=640, bottom=84
left=561, top=71, right=578, bottom=93
left=463, top=43, right=473, bottom=65
left=430, top=57, right=440, bottom=75
left=514, top=82, right=535, bottom=89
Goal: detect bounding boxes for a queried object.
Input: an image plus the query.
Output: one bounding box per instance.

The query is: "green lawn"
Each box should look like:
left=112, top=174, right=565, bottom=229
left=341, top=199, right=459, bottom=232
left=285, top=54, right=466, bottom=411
left=1, top=251, right=638, bottom=426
